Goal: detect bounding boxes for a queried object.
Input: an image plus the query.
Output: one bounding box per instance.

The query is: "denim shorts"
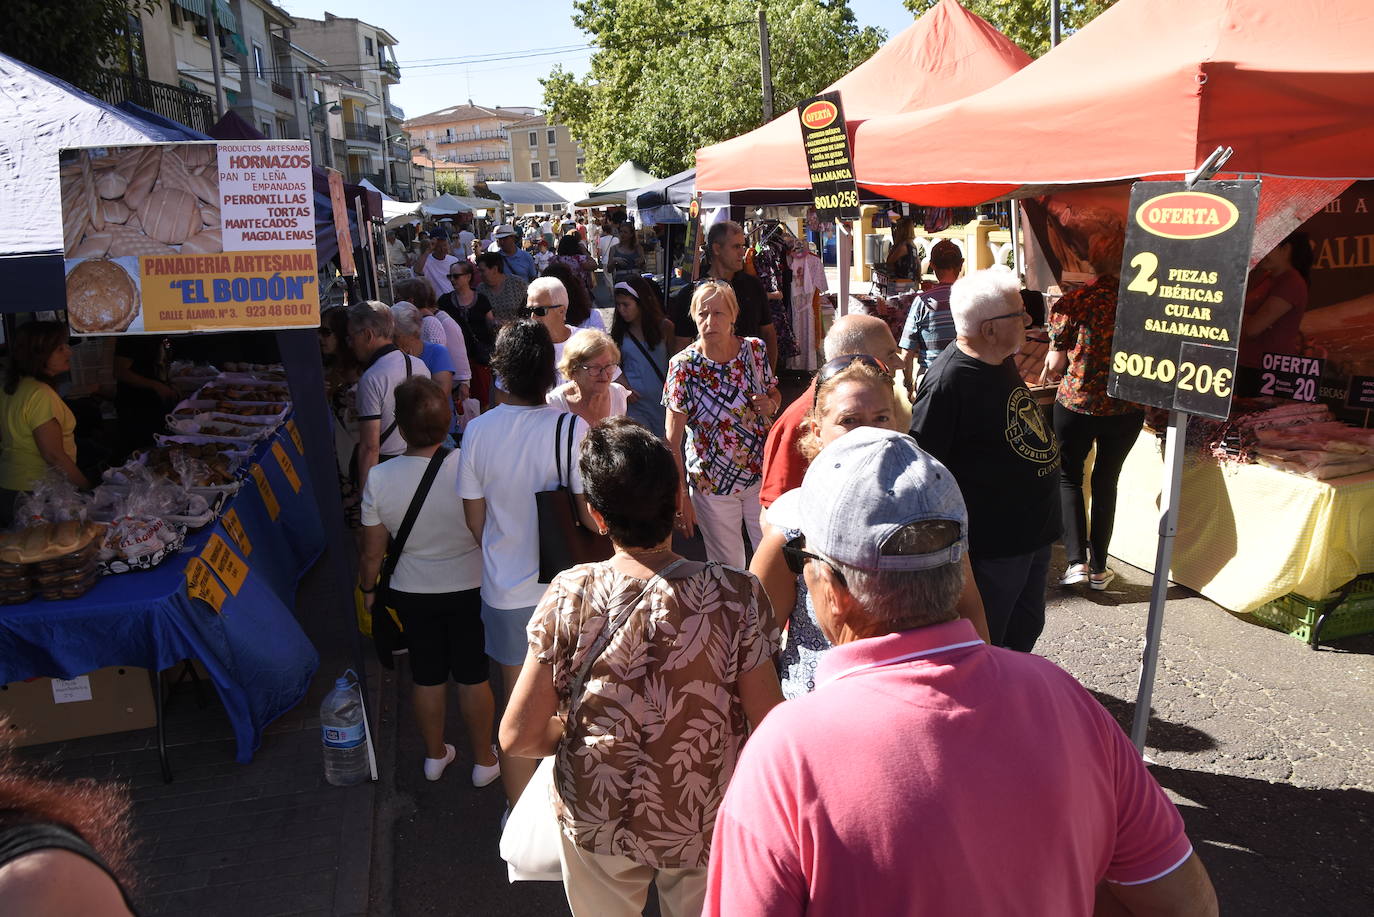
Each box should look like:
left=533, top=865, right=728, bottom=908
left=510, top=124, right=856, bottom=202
left=480, top=599, right=538, bottom=666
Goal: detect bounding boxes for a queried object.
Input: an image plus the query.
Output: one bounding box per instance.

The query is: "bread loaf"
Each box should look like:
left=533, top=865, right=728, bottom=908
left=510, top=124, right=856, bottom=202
left=0, top=521, right=102, bottom=564
left=124, top=147, right=161, bottom=211
left=140, top=188, right=200, bottom=244
left=101, top=198, right=131, bottom=224
left=80, top=156, right=103, bottom=231
left=62, top=181, right=89, bottom=257
left=180, top=229, right=223, bottom=254
left=178, top=143, right=217, bottom=169
left=71, top=231, right=113, bottom=258
left=107, top=223, right=176, bottom=257
left=96, top=170, right=129, bottom=199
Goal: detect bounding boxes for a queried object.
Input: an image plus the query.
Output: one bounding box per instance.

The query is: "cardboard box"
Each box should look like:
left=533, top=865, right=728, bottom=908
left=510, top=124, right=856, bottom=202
left=0, top=666, right=157, bottom=747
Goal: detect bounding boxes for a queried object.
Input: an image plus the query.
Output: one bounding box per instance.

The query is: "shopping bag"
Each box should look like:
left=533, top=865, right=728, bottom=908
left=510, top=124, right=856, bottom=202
left=499, top=756, right=563, bottom=882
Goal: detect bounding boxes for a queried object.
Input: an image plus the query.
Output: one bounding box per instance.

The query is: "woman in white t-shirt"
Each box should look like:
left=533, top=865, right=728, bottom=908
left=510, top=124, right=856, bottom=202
left=359, top=377, right=499, bottom=787
left=458, top=320, right=598, bottom=807
left=546, top=329, right=630, bottom=426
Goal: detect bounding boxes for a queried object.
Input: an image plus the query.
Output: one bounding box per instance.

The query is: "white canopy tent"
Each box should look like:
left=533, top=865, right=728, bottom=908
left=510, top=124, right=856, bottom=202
left=357, top=177, right=393, bottom=201
left=484, top=180, right=589, bottom=208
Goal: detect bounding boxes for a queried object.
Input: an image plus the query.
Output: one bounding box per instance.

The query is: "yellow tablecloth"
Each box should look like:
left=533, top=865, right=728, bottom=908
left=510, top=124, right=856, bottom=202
left=1109, top=431, right=1374, bottom=613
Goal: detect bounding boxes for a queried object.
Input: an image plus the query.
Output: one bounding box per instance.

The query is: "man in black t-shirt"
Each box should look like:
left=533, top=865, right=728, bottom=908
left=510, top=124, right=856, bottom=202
left=670, top=220, right=778, bottom=367
left=909, top=268, right=1061, bottom=653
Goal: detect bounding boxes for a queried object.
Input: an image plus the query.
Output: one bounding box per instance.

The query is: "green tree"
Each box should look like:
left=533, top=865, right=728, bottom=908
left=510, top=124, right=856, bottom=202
left=0, top=0, right=160, bottom=91
left=903, top=0, right=1117, bottom=58
left=435, top=172, right=471, bottom=198
left=544, top=0, right=885, bottom=181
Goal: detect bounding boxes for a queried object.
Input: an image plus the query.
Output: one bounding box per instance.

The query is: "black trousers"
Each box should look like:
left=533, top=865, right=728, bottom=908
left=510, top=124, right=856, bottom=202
left=1053, top=403, right=1143, bottom=573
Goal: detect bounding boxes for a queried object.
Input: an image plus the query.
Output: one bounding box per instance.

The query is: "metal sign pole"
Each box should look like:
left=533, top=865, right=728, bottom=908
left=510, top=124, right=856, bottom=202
left=837, top=220, right=851, bottom=316
left=1128, top=145, right=1236, bottom=754
left=1130, top=408, right=1188, bottom=751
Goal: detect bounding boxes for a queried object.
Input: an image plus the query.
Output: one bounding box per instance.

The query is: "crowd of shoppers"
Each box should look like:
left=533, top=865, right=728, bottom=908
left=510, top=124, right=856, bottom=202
left=322, top=213, right=1223, bottom=917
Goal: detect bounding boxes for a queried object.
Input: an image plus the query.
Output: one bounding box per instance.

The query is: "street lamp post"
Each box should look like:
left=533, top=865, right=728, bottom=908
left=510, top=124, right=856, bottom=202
left=307, top=101, right=342, bottom=167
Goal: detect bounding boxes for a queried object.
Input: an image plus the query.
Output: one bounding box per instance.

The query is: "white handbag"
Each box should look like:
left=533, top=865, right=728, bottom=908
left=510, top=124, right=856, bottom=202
left=498, top=559, right=686, bottom=883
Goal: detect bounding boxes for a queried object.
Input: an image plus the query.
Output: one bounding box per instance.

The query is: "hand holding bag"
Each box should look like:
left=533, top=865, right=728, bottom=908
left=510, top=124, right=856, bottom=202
left=535, top=413, right=612, bottom=583
left=500, top=559, right=686, bottom=882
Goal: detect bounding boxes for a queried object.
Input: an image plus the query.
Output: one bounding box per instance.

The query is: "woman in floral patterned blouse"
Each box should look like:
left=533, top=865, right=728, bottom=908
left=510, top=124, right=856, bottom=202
left=1042, top=233, right=1143, bottom=591
left=501, top=418, right=782, bottom=916
left=663, top=281, right=780, bottom=568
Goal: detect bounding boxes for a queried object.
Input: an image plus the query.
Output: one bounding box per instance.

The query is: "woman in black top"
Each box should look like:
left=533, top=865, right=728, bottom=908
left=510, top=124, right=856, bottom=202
left=437, top=260, right=496, bottom=406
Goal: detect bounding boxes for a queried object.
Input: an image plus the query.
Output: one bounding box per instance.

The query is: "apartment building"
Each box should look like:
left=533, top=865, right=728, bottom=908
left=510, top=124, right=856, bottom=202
left=404, top=104, right=538, bottom=185
left=508, top=113, right=585, bottom=184
left=292, top=13, right=411, bottom=195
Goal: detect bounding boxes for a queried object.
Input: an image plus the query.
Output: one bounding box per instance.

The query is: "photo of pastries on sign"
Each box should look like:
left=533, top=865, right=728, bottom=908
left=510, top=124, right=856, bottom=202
left=64, top=258, right=139, bottom=333
left=60, top=144, right=223, bottom=257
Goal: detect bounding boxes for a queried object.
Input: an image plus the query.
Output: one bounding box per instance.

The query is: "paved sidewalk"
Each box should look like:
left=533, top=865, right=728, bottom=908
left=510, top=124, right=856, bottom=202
left=15, top=547, right=375, bottom=917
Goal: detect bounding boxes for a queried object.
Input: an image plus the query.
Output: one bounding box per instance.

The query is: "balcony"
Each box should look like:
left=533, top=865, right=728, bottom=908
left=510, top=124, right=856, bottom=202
left=451, top=149, right=509, bottom=164
left=476, top=170, right=512, bottom=182
left=381, top=59, right=400, bottom=82
left=437, top=128, right=508, bottom=144
left=85, top=68, right=216, bottom=133
left=344, top=121, right=382, bottom=143
left=271, top=80, right=293, bottom=99
left=386, top=102, right=405, bottom=122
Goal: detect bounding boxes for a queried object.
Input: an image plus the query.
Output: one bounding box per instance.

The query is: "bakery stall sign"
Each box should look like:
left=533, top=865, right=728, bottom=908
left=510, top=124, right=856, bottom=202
left=1108, top=180, right=1260, bottom=420
left=58, top=140, right=319, bottom=335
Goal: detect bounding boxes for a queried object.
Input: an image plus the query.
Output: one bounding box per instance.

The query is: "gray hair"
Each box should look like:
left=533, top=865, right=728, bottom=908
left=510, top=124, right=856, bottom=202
left=347, top=300, right=393, bottom=340
left=707, top=219, right=743, bottom=252
left=824, top=313, right=894, bottom=362
left=837, top=560, right=965, bottom=633
left=390, top=301, right=423, bottom=339
left=950, top=267, right=1021, bottom=338
left=527, top=276, right=569, bottom=307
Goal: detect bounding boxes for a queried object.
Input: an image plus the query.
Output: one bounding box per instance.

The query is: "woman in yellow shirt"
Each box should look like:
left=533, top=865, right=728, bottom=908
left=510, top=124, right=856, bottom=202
left=0, top=322, right=90, bottom=526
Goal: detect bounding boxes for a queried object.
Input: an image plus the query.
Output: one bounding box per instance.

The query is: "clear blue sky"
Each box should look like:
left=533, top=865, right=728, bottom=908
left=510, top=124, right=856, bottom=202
left=279, top=1, right=920, bottom=120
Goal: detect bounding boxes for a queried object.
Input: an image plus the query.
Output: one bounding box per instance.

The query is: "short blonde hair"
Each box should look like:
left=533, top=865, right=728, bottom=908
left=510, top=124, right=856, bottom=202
left=799, top=360, right=902, bottom=461
left=558, top=328, right=620, bottom=379
left=690, top=280, right=739, bottom=326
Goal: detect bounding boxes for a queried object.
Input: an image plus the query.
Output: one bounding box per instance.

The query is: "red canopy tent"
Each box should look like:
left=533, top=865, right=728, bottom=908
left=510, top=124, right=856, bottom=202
left=853, top=0, right=1374, bottom=207
left=694, top=0, right=1031, bottom=197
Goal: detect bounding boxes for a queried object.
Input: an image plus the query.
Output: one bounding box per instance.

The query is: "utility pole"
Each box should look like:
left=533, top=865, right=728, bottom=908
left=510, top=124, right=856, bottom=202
left=1050, top=0, right=1062, bottom=47
left=758, top=4, right=774, bottom=122
left=204, top=3, right=225, bottom=118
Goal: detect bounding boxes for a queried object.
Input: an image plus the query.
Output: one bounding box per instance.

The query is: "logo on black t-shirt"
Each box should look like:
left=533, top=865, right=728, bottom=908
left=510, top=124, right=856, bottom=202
left=1004, top=388, right=1058, bottom=465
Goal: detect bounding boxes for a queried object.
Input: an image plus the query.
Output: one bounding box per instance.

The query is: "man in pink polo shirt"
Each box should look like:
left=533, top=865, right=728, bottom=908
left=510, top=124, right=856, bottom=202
left=705, top=428, right=1217, bottom=917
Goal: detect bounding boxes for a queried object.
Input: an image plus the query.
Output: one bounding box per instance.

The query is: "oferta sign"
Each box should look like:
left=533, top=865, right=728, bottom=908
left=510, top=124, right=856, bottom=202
left=797, top=91, right=860, bottom=221
left=1108, top=180, right=1259, bottom=420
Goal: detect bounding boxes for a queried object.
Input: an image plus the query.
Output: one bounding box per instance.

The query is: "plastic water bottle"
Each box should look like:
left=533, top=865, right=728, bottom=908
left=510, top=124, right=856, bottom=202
left=321, top=671, right=369, bottom=786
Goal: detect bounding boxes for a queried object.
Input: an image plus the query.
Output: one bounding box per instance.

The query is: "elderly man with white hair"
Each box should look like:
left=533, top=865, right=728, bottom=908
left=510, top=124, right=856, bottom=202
left=349, top=300, right=431, bottom=492
left=908, top=268, right=1061, bottom=653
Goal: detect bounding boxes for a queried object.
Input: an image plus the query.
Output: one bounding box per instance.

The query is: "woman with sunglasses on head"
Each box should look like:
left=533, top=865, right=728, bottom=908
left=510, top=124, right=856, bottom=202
left=501, top=418, right=782, bottom=916
left=546, top=330, right=631, bottom=426
left=751, top=356, right=989, bottom=697
left=664, top=281, right=779, bottom=567
left=609, top=276, right=675, bottom=434
left=437, top=259, right=496, bottom=407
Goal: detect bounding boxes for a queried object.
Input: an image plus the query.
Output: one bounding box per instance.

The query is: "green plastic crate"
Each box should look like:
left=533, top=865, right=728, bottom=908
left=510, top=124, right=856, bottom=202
left=1250, top=577, right=1374, bottom=647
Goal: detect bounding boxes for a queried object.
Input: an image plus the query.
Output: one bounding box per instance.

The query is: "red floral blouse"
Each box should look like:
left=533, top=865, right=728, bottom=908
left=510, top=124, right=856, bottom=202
left=1048, top=277, right=1140, bottom=416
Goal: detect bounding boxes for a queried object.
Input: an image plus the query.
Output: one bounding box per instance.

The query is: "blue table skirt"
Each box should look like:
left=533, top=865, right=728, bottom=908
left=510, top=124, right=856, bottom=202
left=0, top=425, right=323, bottom=763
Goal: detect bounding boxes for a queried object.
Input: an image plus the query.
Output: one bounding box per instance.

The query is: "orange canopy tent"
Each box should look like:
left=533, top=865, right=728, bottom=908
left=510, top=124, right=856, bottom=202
left=694, top=0, right=1030, bottom=198
left=852, top=0, right=1374, bottom=207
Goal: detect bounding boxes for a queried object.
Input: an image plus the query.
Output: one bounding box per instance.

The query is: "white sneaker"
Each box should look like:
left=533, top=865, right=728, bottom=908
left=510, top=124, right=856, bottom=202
left=472, top=744, right=501, bottom=788
left=423, top=743, right=456, bottom=781
left=1089, top=569, right=1117, bottom=591
left=1059, top=563, right=1089, bottom=586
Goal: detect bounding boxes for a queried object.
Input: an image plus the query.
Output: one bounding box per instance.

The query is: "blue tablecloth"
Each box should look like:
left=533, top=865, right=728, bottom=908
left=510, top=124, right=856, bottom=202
left=0, top=425, right=323, bottom=762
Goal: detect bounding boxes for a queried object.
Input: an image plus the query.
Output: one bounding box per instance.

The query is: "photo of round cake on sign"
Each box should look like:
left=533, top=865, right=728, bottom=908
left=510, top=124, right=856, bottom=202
left=65, top=257, right=139, bottom=333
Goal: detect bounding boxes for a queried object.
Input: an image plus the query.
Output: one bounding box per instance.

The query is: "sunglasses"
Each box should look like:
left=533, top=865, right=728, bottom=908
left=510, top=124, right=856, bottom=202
left=813, top=353, right=891, bottom=407
left=782, top=534, right=847, bottom=586
left=986, top=309, right=1032, bottom=328
left=522, top=305, right=563, bottom=317
left=449, top=272, right=471, bottom=279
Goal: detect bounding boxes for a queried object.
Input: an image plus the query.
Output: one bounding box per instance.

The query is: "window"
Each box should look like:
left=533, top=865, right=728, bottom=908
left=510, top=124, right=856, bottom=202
left=548, top=160, right=560, bottom=178
left=298, top=73, right=307, bottom=97
left=253, top=44, right=265, bottom=80
left=528, top=131, right=538, bottom=147
left=530, top=162, right=541, bottom=179
left=547, top=129, right=557, bottom=145
left=277, top=118, right=290, bottom=139
left=365, top=37, right=373, bottom=55
left=313, top=88, right=323, bottom=106
left=261, top=121, right=273, bottom=138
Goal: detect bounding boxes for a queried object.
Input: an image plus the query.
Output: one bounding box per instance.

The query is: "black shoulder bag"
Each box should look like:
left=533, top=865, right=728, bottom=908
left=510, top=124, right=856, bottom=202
left=535, top=413, right=613, bottom=583
left=371, top=447, right=449, bottom=667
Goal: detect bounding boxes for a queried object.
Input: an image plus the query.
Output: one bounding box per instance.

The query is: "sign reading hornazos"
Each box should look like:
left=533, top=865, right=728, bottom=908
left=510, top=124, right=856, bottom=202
left=58, top=139, right=319, bottom=335
left=797, top=91, right=860, bottom=221
left=1108, top=180, right=1260, bottom=420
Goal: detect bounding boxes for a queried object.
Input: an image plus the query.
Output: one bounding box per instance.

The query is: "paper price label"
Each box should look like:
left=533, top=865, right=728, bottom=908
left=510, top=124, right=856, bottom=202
left=272, top=441, right=302, bottom=493
left=250, top=463, right=280, bottom=520
left=185, top=557, right=228, bottom=612
left=286, top=419, right=305, bottom=454
left=201, top=533, right=249, bottom=595
left=221, top=507, right=252, bottom=556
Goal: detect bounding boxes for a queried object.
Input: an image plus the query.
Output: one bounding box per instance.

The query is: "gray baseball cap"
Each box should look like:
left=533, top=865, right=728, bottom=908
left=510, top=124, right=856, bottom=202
left=798, top=427, right=967, bottom=572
